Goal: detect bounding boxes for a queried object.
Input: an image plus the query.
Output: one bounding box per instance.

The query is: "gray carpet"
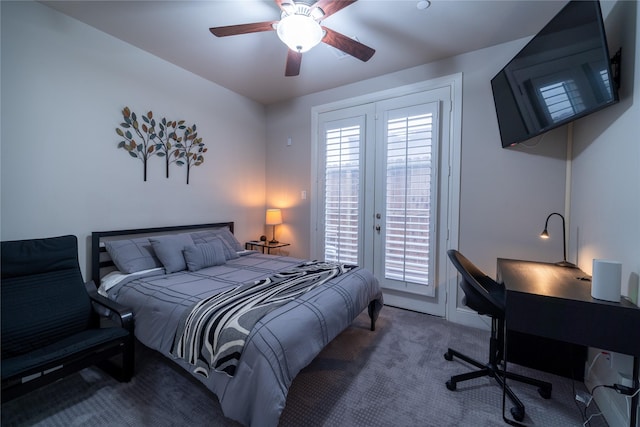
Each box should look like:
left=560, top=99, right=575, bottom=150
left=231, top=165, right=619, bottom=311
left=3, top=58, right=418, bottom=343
left=1, top=306, right=607, bottom=426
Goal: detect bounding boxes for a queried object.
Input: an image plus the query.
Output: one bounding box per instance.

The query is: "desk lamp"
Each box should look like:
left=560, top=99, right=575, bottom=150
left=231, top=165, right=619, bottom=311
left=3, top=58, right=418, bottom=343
left=540, top=212, right=577, bottom=268
left=266, top=209, right=282, bottom=244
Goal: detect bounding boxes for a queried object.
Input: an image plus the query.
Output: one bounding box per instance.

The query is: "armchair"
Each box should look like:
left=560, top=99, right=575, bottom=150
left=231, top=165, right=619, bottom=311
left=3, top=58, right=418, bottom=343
left=1, top=235, right=135, bottom=402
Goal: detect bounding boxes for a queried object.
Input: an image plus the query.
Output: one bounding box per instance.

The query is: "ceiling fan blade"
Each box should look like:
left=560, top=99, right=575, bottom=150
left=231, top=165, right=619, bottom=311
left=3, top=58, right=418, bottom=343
left=209, top=21, right=276, bottom=37
left=274, top=0, right=295, bottom=14
left=322, top=27, right=375, bottom=62
left=313, top=0, right=357, bottom=19
left=285, top=50, right=302, bottom=76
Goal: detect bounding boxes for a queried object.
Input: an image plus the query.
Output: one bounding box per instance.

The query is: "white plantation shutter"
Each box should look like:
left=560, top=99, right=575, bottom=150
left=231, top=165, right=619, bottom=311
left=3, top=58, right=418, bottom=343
left=384, top=113, right=433, bottom=285
left=324, top=125, right=361, bottom=264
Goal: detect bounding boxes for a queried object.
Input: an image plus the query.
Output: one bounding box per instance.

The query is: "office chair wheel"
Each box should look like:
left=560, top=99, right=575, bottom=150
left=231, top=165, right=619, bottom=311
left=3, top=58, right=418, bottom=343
left=538, top=387, right=552, bottom=399
left=445, top=380, right=456, bottom=391
left=444, top=351, right=453, bottom=361
left=510, top=406, right=525, bottom=422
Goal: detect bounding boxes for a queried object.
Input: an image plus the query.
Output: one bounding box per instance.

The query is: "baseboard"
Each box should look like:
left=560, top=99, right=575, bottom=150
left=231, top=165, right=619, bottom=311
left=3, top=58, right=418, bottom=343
left=382, top=290, right=446, bottom=317
left=448, top=306, right=490, bottom=331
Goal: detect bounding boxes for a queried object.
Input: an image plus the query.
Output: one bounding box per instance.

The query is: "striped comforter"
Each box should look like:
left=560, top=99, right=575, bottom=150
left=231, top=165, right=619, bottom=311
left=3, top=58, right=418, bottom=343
left=171, top=261, right=356, bottom=377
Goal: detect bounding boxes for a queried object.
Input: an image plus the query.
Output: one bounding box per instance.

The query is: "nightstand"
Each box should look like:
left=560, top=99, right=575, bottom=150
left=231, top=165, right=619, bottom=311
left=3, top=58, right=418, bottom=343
left=245, top=241, right=290, bottom=254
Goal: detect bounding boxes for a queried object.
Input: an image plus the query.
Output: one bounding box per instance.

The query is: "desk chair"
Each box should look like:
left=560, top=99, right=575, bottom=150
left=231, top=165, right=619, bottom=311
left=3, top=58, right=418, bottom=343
left=444, top=250, right=552, bottom=422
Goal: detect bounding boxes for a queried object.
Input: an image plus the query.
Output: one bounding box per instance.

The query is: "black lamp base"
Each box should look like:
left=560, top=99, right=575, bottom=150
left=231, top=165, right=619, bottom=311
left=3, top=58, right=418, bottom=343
left=269, top=239, right=279, bottom=244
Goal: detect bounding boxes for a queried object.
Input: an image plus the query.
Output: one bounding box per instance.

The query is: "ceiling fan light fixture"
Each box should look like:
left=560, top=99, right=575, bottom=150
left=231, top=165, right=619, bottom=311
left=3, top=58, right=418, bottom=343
left=277, top=14, right=323, bottom=53
left=209, top=0, right=373, bottom=77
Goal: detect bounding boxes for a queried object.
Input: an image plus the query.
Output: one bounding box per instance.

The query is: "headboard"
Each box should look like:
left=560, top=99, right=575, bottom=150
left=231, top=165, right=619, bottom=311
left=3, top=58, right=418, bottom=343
left=91, top=222, right=234, bottom=287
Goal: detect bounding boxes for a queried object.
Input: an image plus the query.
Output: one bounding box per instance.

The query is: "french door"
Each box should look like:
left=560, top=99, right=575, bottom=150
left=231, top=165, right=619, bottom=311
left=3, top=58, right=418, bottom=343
left=313, top=78, right=460, bottom=317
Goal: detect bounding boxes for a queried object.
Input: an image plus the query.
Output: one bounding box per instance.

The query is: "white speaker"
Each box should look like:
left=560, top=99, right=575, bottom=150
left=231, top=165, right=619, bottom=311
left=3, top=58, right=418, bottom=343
left=591, top=259, right=622, bottom=302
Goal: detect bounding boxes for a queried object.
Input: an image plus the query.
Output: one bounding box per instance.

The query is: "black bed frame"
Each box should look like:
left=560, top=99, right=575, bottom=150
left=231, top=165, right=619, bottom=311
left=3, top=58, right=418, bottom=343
left=91, top=221, right=378, bottom=331
left=91, top=222, right=234, bottom=287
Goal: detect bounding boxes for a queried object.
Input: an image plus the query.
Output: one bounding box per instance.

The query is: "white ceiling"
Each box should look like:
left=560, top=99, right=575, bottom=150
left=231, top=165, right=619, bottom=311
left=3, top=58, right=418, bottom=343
left=41, top=0, right=568, bottom=105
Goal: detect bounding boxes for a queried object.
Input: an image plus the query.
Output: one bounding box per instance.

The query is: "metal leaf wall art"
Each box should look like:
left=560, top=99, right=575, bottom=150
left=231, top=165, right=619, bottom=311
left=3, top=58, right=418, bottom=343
left=116, top=107, right=208, bottom=183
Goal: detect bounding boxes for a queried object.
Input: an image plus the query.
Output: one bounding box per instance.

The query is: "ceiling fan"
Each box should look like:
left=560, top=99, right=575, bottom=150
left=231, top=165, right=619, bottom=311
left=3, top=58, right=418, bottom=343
left=209, top=0, right=375, bottom=77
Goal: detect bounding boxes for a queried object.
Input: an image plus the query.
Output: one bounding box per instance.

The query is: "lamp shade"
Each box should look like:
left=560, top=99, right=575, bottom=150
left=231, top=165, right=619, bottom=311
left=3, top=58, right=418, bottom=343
left=276, top=14, right=323, bottom=53
left=266, top=209, right=283, bottom=225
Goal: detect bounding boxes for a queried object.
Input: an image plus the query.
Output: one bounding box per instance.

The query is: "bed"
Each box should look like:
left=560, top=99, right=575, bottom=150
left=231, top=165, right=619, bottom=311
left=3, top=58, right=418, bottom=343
left=91, top=222, right=383, bottom=427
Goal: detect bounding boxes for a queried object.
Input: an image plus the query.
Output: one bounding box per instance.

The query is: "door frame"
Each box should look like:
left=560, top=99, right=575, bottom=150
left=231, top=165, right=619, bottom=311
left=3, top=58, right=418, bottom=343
left=310, top=73, right=463, bottom=320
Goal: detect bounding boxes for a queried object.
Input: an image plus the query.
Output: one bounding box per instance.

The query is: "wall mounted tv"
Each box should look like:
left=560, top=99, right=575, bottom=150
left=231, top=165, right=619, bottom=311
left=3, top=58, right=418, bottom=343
left=491, top=0, right=619, bottom=148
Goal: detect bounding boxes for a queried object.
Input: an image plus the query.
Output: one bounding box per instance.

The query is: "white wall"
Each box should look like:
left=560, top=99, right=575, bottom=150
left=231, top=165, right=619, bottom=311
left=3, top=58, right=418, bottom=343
left=265, top=38, right=568, bottom=277
left=572, top=0, right=639, bottom=303
left=571, top=1, right=639, bottom=425
left=0, top=1, right=268, bottom=278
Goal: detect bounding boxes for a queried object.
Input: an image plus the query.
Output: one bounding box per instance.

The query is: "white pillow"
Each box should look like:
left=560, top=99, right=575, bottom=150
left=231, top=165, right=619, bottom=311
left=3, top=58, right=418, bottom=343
left=98, top=267, right=163, bottom=296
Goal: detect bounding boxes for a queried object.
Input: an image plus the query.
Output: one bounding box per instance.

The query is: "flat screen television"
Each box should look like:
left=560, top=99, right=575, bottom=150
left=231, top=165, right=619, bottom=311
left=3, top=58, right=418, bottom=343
left=491, top=0, right=619, bottom=148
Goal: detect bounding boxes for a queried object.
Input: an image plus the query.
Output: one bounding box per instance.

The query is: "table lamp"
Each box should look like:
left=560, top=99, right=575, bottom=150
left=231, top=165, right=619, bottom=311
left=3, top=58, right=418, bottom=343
left=265, top=209, right=282, bottom=244
left=540, top=212, right=577, bottom=268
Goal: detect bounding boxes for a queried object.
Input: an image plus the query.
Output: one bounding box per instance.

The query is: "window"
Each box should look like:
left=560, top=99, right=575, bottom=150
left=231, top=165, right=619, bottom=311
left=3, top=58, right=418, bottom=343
left=324, top=125, right=361, bottom=264
left=385, top=113, right=433, bottom=285
left=540, top=80, right=585, bottom=123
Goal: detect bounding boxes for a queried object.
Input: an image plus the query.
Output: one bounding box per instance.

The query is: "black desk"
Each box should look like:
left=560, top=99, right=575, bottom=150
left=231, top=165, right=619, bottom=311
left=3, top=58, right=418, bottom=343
left=497, top=258, right=640, bottom=427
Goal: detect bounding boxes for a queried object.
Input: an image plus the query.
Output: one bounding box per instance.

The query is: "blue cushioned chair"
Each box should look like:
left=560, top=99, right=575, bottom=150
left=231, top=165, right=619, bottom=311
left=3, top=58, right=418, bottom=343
left=1, top=235, right=135, bottom=402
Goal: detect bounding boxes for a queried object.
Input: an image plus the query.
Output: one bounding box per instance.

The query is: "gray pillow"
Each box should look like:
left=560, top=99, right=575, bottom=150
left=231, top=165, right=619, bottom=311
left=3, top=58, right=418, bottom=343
left=215, top=227, right=243, bottom=252
left=149, top=233, right=194, bottom=273
left=190, top=229, right=240, bottom=260
left=183, top=240, right=227, bottom=272
left=105, top=238, right=162, bottom=274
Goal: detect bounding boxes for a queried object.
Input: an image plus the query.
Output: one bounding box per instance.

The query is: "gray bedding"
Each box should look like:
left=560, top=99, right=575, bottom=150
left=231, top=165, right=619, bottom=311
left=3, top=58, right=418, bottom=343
left=103, top=252, right=383, bottom=427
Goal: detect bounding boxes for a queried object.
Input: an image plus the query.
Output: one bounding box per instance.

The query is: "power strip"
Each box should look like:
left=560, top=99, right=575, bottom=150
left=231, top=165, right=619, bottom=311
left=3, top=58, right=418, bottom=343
left=613, top=384, right=638, bottom=396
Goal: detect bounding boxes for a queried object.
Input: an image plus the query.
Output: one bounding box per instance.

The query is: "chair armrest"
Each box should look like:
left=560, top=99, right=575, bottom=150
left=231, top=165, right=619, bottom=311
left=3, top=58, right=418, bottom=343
left=86, top=281, right=134, bottom=333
